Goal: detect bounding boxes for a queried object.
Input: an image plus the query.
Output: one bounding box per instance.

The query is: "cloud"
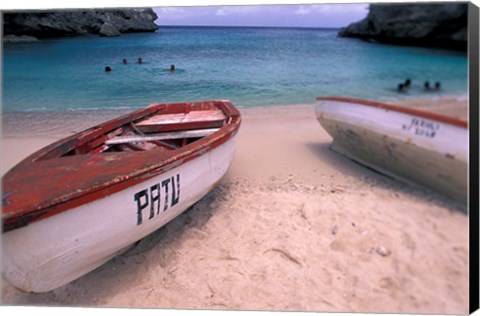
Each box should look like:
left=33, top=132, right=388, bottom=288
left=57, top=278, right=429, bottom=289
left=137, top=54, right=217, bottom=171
left=154, top=3, right=369, bottom=27
left=215, top=6, right=266, bottom=16
left=294, top=5, right=310, bottom=15
left=154, top=7, right=191, bottom=20
left=155, top=7, right=186, bottom=14
left=154, top=6, right=216, bottom=21
left=289, top=4, right=369, bottom=17
left=309, top=4, right=368, bottom=15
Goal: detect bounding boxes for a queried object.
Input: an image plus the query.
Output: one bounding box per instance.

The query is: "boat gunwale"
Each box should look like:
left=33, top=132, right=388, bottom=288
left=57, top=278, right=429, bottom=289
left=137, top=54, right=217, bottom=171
left=316, top=96, right=468, bottom=129
left=2, top=100, right=241, bottom=232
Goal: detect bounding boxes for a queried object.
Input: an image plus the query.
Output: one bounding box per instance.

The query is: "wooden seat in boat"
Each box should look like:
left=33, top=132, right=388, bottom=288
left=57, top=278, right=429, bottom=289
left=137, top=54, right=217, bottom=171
left=105, top=128, right=220, bottom=145
left=135, top=109, right=227, bottom=132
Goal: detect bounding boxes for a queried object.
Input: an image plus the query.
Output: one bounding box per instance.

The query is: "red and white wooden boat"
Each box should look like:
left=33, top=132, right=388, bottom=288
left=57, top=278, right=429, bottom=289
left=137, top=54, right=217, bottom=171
left=315, top=96, right=468, bottom=203
left=2, top=100, right=241, bottom=293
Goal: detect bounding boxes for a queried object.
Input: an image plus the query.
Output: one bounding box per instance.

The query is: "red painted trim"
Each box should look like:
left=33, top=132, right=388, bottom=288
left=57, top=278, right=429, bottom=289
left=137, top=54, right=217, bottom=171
left=316, top=96, right=468, bottom=129
left=2, top=100, right=241, bottom=232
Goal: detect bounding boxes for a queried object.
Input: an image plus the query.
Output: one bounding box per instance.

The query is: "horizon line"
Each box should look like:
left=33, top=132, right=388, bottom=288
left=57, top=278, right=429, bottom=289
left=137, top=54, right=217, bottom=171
left=155, top=24, right=343, bottom=29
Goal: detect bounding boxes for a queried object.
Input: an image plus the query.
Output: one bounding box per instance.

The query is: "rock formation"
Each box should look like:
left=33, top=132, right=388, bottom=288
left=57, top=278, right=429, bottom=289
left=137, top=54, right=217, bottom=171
left=3, top=8, right=159, bottom=39
left=339, top=3, right=468, bottom=51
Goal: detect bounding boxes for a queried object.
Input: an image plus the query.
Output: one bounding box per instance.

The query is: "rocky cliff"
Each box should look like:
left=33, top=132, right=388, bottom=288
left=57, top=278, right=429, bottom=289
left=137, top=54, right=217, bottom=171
left=2, top=8, right=159, bottom=39
left=338, top=3, right=468, bottom=51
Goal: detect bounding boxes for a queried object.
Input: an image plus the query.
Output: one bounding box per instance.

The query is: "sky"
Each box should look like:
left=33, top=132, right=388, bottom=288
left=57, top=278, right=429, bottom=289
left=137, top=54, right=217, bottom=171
left=153, top=3, right=370, bottom=28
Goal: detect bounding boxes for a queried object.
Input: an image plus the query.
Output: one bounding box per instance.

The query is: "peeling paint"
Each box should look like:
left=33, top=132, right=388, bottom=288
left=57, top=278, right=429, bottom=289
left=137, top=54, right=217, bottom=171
left=315, top=97, right=468, bottom=204
left=2, top=100, right=241, bottom=232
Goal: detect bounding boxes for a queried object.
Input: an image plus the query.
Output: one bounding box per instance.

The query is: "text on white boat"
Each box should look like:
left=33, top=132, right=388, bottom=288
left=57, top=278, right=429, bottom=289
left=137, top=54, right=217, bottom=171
left=402, top=118, right=440, bottom=138
left=134, top=174, right=180, bottom=225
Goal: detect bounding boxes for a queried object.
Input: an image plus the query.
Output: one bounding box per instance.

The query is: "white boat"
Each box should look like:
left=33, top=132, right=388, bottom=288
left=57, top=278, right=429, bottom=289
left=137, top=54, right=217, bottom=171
left=2, top=100, right=241, bottom=293
left=315, top=96, right=468, bottom=203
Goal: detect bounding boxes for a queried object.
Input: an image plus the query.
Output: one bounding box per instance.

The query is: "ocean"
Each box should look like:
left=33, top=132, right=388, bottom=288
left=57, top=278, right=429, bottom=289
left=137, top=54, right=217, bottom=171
left=2, top=26, right=468, bottom=112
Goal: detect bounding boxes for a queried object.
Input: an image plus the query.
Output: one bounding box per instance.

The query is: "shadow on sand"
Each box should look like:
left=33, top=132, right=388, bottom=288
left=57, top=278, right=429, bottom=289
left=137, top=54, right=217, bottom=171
left=4, top=180, right=232, bottom=307
left=305, top=141, right=467, bottom=214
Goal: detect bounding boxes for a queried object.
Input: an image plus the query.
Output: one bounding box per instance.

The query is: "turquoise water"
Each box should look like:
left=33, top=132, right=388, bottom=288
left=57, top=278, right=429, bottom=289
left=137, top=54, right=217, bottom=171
left=2, top=26, right=468, bottom=112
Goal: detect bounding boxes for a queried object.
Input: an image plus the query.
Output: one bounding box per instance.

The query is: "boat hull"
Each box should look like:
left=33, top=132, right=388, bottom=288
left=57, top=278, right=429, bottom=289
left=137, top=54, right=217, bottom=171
left=315, top=98, right=468, bottom=203
left=2, top=136, right=237, bottom=293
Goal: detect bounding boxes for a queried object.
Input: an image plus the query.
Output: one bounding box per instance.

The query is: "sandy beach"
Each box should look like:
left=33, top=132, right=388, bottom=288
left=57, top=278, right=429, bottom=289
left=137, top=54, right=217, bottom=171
left=1, top=97, right=470, bottom=314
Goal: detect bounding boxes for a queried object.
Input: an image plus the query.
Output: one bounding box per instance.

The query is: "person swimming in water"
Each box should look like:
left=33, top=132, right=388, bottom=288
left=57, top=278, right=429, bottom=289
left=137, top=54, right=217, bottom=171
left=105, top=66, right=112, bottom=72
left=424, top=81, right=431, bottom=90
left=138, top=57, right=143, bottom=64
left=169, top=64, right=176, bottom=72
left=122, top=58, right=128, bottom=65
